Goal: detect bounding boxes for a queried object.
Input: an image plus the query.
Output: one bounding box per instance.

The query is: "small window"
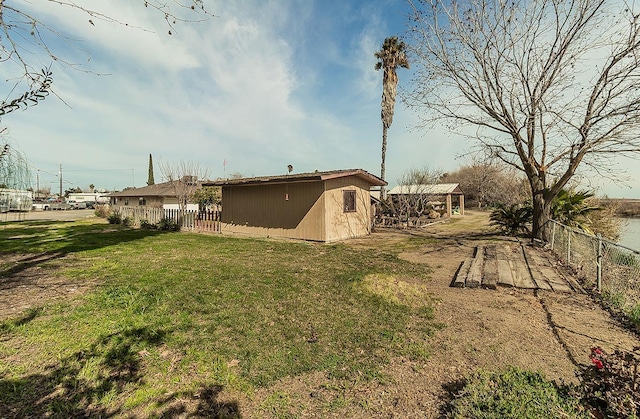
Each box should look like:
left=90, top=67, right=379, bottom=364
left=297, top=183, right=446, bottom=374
left=124, top=198, right=129, bottom=206
left=343, top=190, right=356, bottom=212
left=139, top=197, right=146, bottom=206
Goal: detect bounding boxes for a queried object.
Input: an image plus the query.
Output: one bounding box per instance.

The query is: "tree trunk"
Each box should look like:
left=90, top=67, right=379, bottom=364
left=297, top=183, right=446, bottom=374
left=380, top=124, right=388, bottom=200
left=531, top=186, right=552, bottom=243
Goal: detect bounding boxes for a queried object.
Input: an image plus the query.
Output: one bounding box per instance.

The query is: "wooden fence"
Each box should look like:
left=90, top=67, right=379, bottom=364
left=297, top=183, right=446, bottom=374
left=114, top=207, right=221, bottom=233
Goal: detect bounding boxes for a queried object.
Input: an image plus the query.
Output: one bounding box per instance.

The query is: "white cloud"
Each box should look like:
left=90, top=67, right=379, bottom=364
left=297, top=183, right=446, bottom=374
left=0, top=0, right=637, bottom=198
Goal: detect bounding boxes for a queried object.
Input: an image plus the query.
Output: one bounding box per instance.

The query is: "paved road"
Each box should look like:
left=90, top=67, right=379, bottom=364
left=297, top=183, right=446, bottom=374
left=1, top=209, right=98, bottom=223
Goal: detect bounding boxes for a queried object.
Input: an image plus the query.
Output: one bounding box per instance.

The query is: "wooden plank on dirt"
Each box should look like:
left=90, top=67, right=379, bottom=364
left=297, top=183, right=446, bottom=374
left=482, top=245, right=498, bottom=290
left=510, top=245, right=537, bottom=289
left=466, top=246, right=484, bottom=288
left=527, top=250, right=573, bottom=293
left=453, top=257, right=473, bottom=288
left=522, top=246, right=552, bottom=291
left=496, top=245, right=515, bottom=287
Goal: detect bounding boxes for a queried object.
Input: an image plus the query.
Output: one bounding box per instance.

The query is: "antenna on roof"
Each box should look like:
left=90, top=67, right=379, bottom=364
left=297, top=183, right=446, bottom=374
left=287, top=164, right=293, bottom=174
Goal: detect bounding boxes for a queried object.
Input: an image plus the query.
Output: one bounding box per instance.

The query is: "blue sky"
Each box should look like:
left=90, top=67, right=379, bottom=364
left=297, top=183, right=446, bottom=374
left=1, top=0, right=639, bottom=198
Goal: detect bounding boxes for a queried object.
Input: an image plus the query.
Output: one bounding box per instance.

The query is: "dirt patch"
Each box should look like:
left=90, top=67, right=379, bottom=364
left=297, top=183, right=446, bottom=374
left=0, top=253, right=99, bottom=319
left=236, top=212, right=640, bottom=418
left=334, top=214, right=639, bottom=417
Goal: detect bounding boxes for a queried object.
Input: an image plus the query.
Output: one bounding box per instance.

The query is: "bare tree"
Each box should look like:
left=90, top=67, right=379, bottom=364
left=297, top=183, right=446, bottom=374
left=406, top=0, right=640, bottom=241
left=441, top=159, right=529, bottom=209
left=159, top=160, right=210, bottom=211
left=0, top=1, right=213, bottom=86
left=0, top=132, right=31, bottom=189
left=389, top=166, right=443, bottom=223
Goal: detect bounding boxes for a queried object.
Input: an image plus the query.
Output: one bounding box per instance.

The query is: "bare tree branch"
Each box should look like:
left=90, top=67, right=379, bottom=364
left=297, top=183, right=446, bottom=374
left=0, top=1, right=214, bottom=82
left=159, top=160, right=210, bottom=211
left=0, top=68, right=52, bottom=116
left=405, top=0, right=640, bottom=240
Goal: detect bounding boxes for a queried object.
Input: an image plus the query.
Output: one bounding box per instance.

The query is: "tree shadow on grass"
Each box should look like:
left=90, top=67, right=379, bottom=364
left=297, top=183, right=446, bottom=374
left=0, top=325, right=241, bottom=418
left=438, top=378, right=467, bottom=418
left=156, top=385, right=242, bottom=418
left=1, top=326, right=165, bottom=417
left=0, top=220, right=169, bottom=286
left=0, top=307, right=43, bottom=331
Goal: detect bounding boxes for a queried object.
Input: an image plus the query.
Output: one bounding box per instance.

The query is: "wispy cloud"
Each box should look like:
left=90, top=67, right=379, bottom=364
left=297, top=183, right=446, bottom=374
left=0, top=0, right=637, bottom=197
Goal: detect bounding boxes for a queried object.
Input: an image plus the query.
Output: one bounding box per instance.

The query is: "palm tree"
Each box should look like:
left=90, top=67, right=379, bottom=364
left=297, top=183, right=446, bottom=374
left=375, top=36, right=409, bottom=200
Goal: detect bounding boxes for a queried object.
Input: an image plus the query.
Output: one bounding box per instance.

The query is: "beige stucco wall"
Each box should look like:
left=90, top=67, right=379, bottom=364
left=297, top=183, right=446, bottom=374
left=219, top=175, right=374, bottom=242
left=110, top=196, right=165, bottom=208
left=323, top=177, right=372, bottom=242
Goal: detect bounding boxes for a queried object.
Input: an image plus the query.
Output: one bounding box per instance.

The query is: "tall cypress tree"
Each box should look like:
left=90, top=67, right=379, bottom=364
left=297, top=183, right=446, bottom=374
left=147, top=154, right=155, bottom=186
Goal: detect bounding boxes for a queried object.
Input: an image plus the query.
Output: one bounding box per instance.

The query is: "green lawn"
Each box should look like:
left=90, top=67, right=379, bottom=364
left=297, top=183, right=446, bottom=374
left=0, top=219, right=439, bottom=417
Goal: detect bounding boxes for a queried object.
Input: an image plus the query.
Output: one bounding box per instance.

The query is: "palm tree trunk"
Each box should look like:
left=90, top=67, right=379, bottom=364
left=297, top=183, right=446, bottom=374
left=380, top=125, right=388, bottom=200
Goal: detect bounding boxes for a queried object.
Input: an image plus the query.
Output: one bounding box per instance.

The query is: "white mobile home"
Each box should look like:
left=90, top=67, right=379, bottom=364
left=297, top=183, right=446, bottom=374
left=67, top=192, right=110, bottom=204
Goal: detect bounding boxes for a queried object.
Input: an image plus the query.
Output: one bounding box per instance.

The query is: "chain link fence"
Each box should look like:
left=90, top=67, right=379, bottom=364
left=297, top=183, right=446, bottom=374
left=549, top=219, right=640, bottom=312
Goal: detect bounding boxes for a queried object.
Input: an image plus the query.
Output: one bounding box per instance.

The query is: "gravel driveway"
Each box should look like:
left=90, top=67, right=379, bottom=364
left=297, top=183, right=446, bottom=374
left=1, top=209, right=98, bottom=223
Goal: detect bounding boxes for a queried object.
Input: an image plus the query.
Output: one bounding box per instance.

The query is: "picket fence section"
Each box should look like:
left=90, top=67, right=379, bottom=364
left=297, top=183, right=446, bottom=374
left=114, top=206, right=221, bottom=233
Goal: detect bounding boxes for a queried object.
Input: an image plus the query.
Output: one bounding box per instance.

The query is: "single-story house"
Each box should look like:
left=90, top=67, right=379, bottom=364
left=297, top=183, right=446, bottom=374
left=108, top=180, right=200, bottom=210
left=387, top=183, right=465, bottom=217
left=203, top=169, right=387, bottom=242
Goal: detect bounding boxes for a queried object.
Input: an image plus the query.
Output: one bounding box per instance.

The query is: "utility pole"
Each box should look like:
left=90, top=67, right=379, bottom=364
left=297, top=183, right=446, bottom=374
left=59, top=164, right=63, bottom=199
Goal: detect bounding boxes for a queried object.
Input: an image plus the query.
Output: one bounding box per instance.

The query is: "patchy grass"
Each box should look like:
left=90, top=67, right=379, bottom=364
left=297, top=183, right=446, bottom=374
left=446, top=367, right=588, bottom=419
left=0, top=219, right=440, bottom=417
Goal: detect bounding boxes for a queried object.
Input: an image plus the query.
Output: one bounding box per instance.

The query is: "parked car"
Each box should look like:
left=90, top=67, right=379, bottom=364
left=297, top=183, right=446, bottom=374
left=67, top=200, right=87, bottom=210
left=50, top=202, right=72, bottom=210
left=84, top=201, right=96, bottom=209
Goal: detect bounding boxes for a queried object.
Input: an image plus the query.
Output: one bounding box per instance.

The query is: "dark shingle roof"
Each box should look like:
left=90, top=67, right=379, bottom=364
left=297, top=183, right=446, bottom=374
left=203, top=169, right=387, bottom=187
left=107, top=181, right=199, bottom=198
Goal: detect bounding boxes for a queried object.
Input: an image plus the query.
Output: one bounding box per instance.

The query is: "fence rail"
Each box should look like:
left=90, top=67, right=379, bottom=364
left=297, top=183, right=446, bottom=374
left=549, top=219, right=640, bottom=311
left=114, top=207, right=221, bottom=233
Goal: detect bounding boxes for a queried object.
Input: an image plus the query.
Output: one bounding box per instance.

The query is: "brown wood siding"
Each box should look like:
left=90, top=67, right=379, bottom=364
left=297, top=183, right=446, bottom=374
left=221, top=181, right=326, bottom=241
left=323, top=177, right=372, bottom=242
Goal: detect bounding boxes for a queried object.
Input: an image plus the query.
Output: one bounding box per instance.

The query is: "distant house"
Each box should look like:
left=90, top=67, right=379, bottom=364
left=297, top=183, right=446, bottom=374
left=203, top=169, right=386, bottom=242
left=108, top=181, right=199, bottom=210
left=387, top=183, right=465, bottom=217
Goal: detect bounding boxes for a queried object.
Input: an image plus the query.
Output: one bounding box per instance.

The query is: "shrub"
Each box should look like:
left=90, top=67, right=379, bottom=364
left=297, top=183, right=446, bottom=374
left=122, top=216, right=133, bottom=227
left=447, top=367, right=586, bottom=418
left=628, top=304, right=640, bottom=328
left=94, top=205, right=111, bottom=218
left=158, top=218, right=180, bottom=231
left=579, top=346, right=640, bottom=418
left=139, top=220, right=157, bottom=230
left=490, top=204, right=533, bottom=236
left=602, top=290, right=627, bottom=310
left=107, top=212, right=122, bottom=224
